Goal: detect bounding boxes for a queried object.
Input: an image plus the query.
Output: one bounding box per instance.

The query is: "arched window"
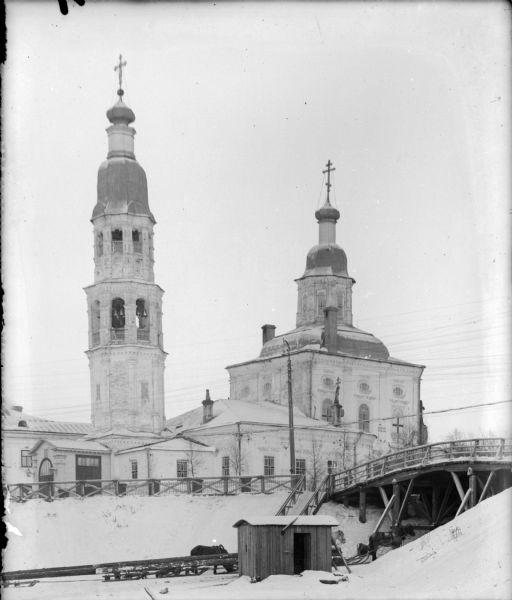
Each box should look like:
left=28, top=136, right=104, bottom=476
left=317, top=291, right=326, bottom=316
left=359, top=404, right=370, bottom=432
left=321, top=398, right=333, bottom=422
left=111, top=298, right=125, bottom=342
left=136, top=298, right=149, bottom=341
left=112, top=229, right=123, bottom=253
left=96, top=232, right=103, bottom=257
left=132, top=229, right=142, bottom=253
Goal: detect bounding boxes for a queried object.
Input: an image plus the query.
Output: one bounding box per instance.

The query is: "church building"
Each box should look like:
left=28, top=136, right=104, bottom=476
left=227, top=162, right=426, bottom=450
left=3, top=63, right=425, bottom=493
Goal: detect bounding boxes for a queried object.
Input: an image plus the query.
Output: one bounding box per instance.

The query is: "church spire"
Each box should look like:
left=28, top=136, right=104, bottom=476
left=106, top=54, right=135, bottom=128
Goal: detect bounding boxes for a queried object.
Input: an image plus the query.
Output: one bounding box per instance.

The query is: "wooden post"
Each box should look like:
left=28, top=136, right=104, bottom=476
left=478, top=471, right=495, bottom=503
left=451, top=472, right=465, bottom=502
left=392, top=479, right=401, bottom=525
left=431, top=486, right=440, bottom=523
left=455, top=489, right=472, bottom=517
left=468, top=467, right=477, bottom=508
left=378, top=486, right=394, bottom=524
left=260, top=476, right=266, bottom=493
left=372, top=493, right=396, bottom=535
left=359, top=489, right=367, bottom=523
left=397, top=478, right=415, bottom=524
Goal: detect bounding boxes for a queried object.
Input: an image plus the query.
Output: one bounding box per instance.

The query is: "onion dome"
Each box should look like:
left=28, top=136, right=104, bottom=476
left=315, top=201, right=340, bottom=222
left=106, top=94, right=135, bottom=125
left=304, top=244, right=348, bottom=276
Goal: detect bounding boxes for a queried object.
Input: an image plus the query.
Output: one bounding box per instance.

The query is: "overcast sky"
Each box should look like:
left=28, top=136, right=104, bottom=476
left=3, top=1, right=510, bottom=441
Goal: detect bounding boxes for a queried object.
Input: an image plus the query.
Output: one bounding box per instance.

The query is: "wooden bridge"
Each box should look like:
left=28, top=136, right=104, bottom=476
left=277, top=438, right=512, bottom=533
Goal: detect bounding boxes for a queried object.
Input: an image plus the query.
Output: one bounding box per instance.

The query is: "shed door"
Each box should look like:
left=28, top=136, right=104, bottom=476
left=293, top=533, right=311, bottom=574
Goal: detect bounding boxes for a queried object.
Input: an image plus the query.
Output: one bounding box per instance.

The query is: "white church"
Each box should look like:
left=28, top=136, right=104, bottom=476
left=3, top=65, right=426, bottom=492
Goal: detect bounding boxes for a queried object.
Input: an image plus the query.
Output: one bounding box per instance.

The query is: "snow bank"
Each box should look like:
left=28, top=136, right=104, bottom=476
left=145, top=488, right=512, bottom=600
left=3, top=492, right=288, bottom=570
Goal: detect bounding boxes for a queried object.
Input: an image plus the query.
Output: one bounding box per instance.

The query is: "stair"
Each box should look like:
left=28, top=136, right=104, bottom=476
left=286, top=490, right=315, bottom=515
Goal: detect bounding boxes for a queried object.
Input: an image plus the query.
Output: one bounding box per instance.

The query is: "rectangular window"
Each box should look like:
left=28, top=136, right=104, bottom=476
left=295, top=458, right=306, bottom=475
left=77, top=456, right=101, bottom=467
left=222, top=456, right=230, bottom=477
left=96, top=384, right=101, bottom=402
left=140, top=381, right=149, bottom=401
left=264, top=455, right=275, bottom=476
left=21, top=450, right=33, bottom=468
left=177, top=459, right=188, bottom=478
left=327, top=460, right=338, bottom=475
left=130, top=460, right=138, bottom=479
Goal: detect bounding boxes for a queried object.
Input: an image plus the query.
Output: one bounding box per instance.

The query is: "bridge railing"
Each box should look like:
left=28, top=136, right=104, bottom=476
left=5, top=474, right=298, bottom=503
left=294, top=437, right=511, bottom=516
left=333, top=438, right=512, bottom=493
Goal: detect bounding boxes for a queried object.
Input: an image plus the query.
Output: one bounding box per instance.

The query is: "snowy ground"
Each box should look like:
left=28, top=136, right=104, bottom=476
left=3, top=489, right=511, bottom=599
left=3, top=492, right=288, bottom=570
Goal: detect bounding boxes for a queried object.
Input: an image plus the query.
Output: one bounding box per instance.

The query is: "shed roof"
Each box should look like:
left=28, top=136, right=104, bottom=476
left=233, top=516, right=339, bottom=528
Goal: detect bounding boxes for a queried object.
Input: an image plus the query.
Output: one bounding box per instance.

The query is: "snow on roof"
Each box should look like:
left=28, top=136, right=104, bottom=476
left=2, top=405, right=92, bottom=434
left=167, top=398, right=331, bottom=434
left=233, top=516, right=339, bottom=528
left=85, top=427, right=162, bottom=440
left=30, top=438, right=110, bottom=454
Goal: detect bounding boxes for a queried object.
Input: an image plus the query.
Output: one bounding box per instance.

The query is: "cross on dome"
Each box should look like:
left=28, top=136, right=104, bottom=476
left=114, top=54, right=127, bottom=97
left=322, top=160, right=336, bottom=204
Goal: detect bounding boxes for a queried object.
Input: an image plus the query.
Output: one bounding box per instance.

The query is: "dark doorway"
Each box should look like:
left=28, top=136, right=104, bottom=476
left=76, top=455, right=102, bottom=496
left=293, top=533, right=311, bottom=574
left=38, top=458, right=54, bottom=499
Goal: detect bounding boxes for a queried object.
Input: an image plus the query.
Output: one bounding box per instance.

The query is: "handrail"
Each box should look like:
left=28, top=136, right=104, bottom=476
left=332, top=437, right=511, bottom=494
left=275, top=475, right=306, bottom=515
left=280, top=437, right=512, bottom=518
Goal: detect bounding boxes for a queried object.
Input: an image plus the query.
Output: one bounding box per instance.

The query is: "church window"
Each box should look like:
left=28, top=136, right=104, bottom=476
left=21, top=450, right=33, bottom=468
left=96, top=232, right=103, bottom=257
left=111, top=298, right=125, bottom=341
left=264, top=455, right=275, bottom=476
left=91, top=300, right=101, bottom=346
left=337, top=289, right=343, bottom=310
left=359, top=381, right=371, bottom=394
left=393, top=386, right=405, bottom=398
left=130, top=460, right=138, bottom=479
left=177, top=459, right=188, bottom=478
left=295, top=458, right=306, bottom=476
left=132, top=229, right=142, bottom=253
left=96, top=384, right=101, bottom=403
left=327, top=460, right=337, bottom=474
left=112, top=229, right=123, bottom=253
left=359, top=404, right=370, bottom=432
left=136, top=299, right=149, bottom=341
left=222, top=456, right=230, bottom=477
left=321, top=398, right=333, bottom=421
left=140, top=381, right=149, bottom=402
left=317, top=291, right=326, bottom=316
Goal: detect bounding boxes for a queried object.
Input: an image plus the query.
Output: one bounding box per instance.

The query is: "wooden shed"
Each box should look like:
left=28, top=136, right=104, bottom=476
left=233, top=515, right=338, bottom=580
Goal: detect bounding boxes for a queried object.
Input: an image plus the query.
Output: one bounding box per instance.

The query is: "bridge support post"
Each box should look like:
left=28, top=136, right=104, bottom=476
left=359, top=489, right=367, bottom=523
left=392, top=479, right=400, bottom=525
left=468, top=468, right=477, bottom=508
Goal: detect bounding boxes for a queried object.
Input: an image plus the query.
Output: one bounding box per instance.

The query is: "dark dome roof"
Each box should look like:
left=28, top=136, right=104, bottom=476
left=259, top=325, right=390, bottom=361
left=92, top=158, right=155, bottom=221
left=304, top=244, right=348, bottom=276
left=315, top=204, right=340, bottom=221
left=106, top=99, right=135, bottom=125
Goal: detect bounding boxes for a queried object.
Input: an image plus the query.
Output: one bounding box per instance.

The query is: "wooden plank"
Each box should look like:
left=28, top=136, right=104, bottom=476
left=479, top=471, right=495, bottom=503
left=451, top=472, right=465, bottom=502
left=455, top=489, right=472, bottom=517
left=396, top=478, right=415, bottom=524
left=434, top=478, right=453, bottom=526
left=372, top=493, right=396, bottom=535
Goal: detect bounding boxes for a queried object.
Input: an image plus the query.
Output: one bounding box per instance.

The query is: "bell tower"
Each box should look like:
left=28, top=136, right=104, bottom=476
left=85, top=57, right=167, bottom=434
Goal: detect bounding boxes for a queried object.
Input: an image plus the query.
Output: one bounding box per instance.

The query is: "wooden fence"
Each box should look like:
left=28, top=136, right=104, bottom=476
left=5, top=474, right=297, bottom=503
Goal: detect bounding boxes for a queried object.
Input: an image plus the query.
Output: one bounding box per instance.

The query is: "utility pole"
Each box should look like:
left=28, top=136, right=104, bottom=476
left=283, top=338, right=296, bottom=476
